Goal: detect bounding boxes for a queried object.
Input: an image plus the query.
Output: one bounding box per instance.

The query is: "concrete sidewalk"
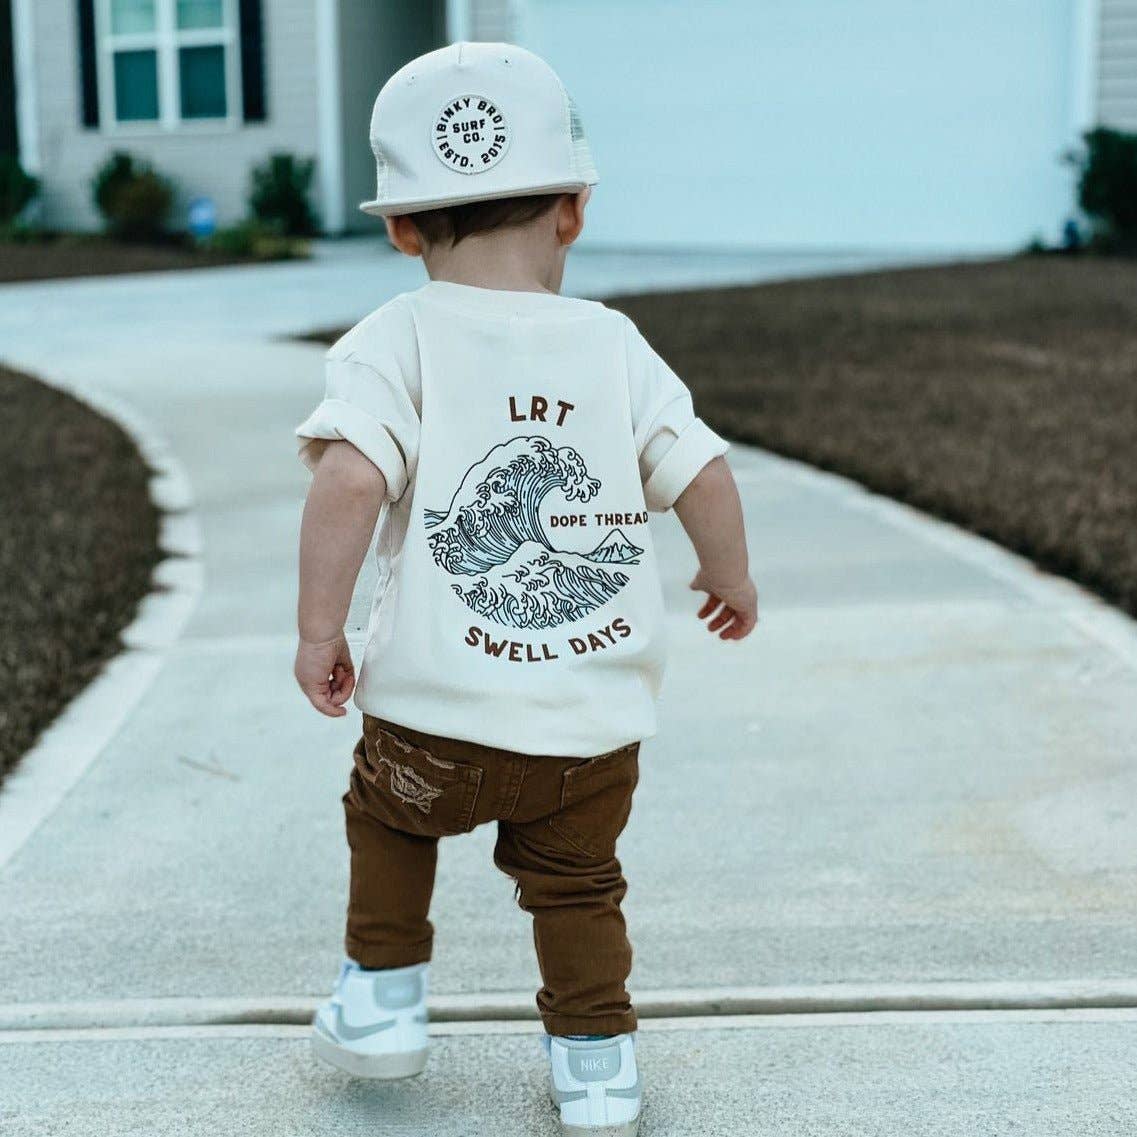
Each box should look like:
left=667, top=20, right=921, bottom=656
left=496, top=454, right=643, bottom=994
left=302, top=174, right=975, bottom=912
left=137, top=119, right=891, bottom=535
left=1, top=244, right=1136, bottom=1134
left=5, top=1013, right=1135, bottom=1136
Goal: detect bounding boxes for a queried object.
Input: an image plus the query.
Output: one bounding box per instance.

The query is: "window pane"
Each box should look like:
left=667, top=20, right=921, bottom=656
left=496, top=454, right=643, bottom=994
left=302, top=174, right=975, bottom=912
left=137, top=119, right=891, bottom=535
left=110, top=0, right=156, bottom=34
left=177, top=0, right=224, bottom=29
left=179, top=45, right=227, bottom=119
left=113, top=50, right=159, bottom=121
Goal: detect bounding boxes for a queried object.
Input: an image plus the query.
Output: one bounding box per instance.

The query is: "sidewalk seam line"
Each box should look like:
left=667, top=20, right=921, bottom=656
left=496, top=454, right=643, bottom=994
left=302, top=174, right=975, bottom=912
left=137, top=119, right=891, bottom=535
left=5, top=1006, right=1137, bottom=1046
left=5, top=979, right=1137, bottom=1032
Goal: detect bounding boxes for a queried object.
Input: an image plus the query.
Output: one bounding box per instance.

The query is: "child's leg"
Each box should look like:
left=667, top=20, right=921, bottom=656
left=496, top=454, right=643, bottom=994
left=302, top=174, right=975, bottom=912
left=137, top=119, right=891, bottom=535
left=493, top=743, right=640, bottom=1037
left=314, top=723, right=489, bottom=1081
left=340, top=719, right=488, bottom=967
left=343, top=783, right=438, bottom=968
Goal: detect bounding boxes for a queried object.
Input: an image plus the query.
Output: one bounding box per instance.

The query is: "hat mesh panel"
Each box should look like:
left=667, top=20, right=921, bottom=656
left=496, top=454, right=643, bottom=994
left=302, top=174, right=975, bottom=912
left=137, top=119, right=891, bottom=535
left=372, top=145, right=389, bottom=203
left=566, top=93, right=598, bottom=185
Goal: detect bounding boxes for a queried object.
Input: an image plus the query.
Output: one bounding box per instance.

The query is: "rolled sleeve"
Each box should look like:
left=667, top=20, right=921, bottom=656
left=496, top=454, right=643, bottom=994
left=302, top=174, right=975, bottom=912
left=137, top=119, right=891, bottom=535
left=624, top=316, right=728, bottom=512
left=295, top=353, right=419, bottom=502
left=295, top=398, right=410, bottom=500
left=642, top=418, right=729, bottom=511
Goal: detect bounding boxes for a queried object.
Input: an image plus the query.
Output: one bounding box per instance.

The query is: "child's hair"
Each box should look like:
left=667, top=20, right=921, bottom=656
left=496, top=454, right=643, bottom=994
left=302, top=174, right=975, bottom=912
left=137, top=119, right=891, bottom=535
left=406, top=193, right=564, bottom=246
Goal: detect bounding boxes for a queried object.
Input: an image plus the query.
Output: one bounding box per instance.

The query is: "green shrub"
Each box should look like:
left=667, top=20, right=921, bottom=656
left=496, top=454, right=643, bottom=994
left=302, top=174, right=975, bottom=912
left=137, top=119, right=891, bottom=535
left=205, top=220, right=309, bottom=261
left=204, top=219, right=261, bottom=257
left=91, top=151, right=173, bottom=241
left=92, top=152, right=136, bottom=219
left=0, top=222, right=49, bottom=243
left=249, top=153, right=317, bottom=236
left=0, top=156, right=38, bottom=225
left=1076, top=128, right=1137, bottom=250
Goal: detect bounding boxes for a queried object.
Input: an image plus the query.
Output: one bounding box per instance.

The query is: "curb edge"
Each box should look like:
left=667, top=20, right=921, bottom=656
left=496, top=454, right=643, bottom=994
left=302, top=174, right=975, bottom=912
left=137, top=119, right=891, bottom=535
left=0, top=372, right=203, bottom=872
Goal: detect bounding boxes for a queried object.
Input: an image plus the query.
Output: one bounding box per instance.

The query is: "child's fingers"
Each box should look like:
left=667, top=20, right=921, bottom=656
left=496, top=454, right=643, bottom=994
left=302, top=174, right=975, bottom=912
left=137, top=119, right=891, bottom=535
left=719, top=615, right=744, bottom=640
left=306, top=687, right=347, bottom=717
left=294, top=641, right=353, bottom=717
left=714, top=610, right=745, bottom=638
left=721, top=609, right=758, bottom=640
left=299, top=675, right=347, bottom=717
left=330, top=665, right=356, bottom=706
left=697, top=594, right=721, bottom=620
left=706, top=606, right=734, bottom=633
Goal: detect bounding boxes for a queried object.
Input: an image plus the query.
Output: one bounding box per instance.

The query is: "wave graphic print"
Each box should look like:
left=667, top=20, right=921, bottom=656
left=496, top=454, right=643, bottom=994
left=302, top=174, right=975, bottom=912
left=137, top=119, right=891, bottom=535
left=425, top=436, right=640, bottom=630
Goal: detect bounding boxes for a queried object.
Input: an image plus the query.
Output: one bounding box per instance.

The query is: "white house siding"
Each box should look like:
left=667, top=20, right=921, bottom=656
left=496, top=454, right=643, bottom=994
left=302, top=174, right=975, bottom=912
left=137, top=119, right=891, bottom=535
left=519, top=0, right=1082, bottom=252
left=28, top=0, right=321, bottom=231
left=1099, top=0, right=1137, bottom=127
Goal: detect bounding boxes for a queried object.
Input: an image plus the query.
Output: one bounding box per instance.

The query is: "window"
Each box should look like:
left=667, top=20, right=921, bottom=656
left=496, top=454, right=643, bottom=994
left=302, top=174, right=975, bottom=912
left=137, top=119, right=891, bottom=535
left=98, top=0, right=240, bottom=128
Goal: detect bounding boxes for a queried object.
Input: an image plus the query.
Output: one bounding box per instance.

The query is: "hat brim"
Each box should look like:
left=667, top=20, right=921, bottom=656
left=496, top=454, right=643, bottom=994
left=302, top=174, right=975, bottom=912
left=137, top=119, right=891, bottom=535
left=359, top=179, right=597, bottom=219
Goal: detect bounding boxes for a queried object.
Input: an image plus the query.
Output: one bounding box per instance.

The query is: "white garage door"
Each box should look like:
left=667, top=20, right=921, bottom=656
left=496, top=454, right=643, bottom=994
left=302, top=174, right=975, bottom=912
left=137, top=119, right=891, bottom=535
left=522, top=0, right=1081, bottom=251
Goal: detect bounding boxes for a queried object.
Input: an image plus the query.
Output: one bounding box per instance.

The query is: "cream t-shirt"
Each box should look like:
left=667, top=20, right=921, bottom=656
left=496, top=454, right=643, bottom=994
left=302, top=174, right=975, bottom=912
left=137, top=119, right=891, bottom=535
left=296, top=280, right=727, bottom=756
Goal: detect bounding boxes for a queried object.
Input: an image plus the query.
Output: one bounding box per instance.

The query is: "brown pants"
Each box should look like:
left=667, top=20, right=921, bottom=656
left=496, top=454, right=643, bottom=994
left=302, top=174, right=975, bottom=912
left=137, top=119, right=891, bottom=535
left=343, top=715, right=640, bottom=1037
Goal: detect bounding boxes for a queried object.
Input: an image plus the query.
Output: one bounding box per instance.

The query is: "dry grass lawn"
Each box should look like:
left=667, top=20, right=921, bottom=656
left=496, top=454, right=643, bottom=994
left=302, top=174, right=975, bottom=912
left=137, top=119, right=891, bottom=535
left=0, top=367, right=161, bottom=778
left=610, top=257, right=1137, bottom=616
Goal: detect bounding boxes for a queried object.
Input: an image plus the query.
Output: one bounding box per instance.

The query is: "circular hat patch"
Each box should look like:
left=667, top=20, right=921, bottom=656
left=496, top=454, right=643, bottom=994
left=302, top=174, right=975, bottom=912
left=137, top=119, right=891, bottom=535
left=432, top=95, right=511, bottom=175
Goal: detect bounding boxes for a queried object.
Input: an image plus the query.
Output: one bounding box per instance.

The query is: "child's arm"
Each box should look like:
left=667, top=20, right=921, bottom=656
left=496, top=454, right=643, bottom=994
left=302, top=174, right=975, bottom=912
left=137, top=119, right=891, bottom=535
left=295, top=441, right=387, bottom=716
left=673, top=456, right=758, bottom=641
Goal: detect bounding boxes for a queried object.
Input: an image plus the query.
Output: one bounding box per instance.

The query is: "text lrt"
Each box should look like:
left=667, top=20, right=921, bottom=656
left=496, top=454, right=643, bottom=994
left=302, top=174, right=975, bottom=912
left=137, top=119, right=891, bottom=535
left=509, top=395, right=575, bottom=427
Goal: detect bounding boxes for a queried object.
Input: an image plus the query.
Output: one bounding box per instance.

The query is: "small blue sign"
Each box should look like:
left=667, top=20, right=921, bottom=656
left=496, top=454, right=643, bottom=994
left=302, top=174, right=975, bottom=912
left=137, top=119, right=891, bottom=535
left=187, top=196, right=217, bottom=239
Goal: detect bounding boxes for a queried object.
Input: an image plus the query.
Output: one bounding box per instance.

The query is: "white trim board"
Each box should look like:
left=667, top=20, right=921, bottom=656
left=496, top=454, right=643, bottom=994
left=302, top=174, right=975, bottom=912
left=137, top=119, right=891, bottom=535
left=11, top=0, right=40, bottom=173
left=445, top=0, right=471, bottom=42
left=314, top=0, right=346, bottom=234
left=1071, top=0, right=1103, bottom=133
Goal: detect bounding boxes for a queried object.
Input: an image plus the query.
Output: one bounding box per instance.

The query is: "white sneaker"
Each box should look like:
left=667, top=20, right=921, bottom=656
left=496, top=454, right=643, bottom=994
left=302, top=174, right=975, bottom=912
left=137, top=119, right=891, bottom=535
left=547, top=1033, right=642, bottom=1135
left=311, top=960, right=429, bottom=1079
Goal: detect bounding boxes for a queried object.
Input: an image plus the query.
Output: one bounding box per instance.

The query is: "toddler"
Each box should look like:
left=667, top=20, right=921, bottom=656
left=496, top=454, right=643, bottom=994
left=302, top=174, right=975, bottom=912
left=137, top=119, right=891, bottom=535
left=294, top=42, right=757, bottom=1135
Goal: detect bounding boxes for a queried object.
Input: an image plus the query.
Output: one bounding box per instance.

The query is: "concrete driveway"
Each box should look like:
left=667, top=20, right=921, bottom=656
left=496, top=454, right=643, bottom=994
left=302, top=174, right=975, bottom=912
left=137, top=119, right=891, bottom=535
left=1, top=242, right=1135, bottom=1134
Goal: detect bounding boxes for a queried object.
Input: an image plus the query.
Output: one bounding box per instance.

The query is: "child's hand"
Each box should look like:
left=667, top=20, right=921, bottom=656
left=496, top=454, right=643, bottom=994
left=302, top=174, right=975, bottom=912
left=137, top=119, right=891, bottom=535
left=690, top=570, right=759, bottom=641
left=294, top=634, right=356, bottom=717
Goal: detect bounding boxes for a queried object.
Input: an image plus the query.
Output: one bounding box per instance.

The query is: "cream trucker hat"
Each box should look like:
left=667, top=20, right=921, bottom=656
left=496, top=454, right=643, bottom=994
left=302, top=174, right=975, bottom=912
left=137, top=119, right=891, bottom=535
left=360, top=42, right=598, bottom=217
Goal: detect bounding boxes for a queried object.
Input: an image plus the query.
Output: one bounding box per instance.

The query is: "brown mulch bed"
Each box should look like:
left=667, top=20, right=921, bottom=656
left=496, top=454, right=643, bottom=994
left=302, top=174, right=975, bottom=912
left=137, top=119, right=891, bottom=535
left=0, top=236, right=251, bottom=283
left=309, top=257, right=1137, bottom=617
left=609, top=257, right=1137, bottom=616
left=0, top=367, right=162, bottom=780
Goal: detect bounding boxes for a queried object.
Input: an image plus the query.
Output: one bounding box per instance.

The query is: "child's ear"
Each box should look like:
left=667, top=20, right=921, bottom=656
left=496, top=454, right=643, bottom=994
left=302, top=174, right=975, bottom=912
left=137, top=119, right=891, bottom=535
left=385, top=215, right=424, bottom=257
left=556, top=189, right=590, bottom=247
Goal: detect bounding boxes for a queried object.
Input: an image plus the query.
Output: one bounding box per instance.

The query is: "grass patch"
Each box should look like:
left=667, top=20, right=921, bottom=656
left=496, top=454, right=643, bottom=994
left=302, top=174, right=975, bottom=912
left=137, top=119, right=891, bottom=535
left=307, top=257, right=1137, bottom=617
left=609, top=257, right=1137, bottom=616
left=0, top=367, right=162, bottom=780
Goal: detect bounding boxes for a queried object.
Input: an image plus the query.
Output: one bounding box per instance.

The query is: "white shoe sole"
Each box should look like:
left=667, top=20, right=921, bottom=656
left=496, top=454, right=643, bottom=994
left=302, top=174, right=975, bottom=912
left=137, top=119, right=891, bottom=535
left=552, top=1095, right=641, bottom=1137
left=559, top=1117, right=640, bottom=1137
left=310, top=1028, right=428, bottom=1080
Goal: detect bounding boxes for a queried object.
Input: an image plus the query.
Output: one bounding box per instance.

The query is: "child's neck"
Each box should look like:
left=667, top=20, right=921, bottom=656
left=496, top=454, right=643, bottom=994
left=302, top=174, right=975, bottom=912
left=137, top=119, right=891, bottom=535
left=421, top=228, right=566, bottom=296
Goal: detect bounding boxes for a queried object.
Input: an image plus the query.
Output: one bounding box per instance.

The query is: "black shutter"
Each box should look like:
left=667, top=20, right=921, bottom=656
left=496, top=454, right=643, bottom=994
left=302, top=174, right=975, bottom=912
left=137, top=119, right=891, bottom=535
left=1, top=0, right=17, bottom=155
left=77, top=0, right=99, bottom=128
left=239, top=0, right=266, bottom=122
